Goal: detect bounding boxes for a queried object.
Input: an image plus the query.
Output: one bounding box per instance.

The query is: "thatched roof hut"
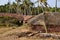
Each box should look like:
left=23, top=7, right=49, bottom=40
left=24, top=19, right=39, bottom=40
left=27, top=12, right=60, bottom=32
left=28, top=12, right=60, bottom=26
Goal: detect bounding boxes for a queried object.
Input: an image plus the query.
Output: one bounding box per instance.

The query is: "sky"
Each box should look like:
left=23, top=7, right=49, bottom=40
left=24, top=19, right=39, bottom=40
left=0, top=0, right=60, bottom=8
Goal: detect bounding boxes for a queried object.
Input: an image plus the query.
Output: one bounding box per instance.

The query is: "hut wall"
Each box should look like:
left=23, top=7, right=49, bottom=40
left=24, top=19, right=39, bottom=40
left=31, top=25, right=60, bottom=33
left=31, top=25, right=45, bottom=32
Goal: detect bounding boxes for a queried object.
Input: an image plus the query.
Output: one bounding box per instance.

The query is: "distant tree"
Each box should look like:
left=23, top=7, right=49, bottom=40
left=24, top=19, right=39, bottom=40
left=15, top=0, right=22, bottom=13
left=11, top=2, right=17, bottom=13
left=21, top=0, right=34, bottom=15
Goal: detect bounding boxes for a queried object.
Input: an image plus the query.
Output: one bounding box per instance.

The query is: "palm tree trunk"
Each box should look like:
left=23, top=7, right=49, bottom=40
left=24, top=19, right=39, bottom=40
left=19, top=2, right=22, bottom=14
left=29, top=5, right=32, bottom=15
left=43, top=12, right=48, bottom=33
left=29, top=6, right=30, bottom=15
left=39, top=0, right=48, bottom=33
left=16, top=0, right=21, bottom=14
left=16, top=2, right=19, bottom=13
left=24, top=4, right=26, bottom=15
left=33, top=0, right=36, bottom=15
left=8, top=0, right=10, bottom=13
left=38, top=1, right=40, bottom=14
left=24, top=8, right=26, bottom=15
left=55, top=0, right=57, bottom=12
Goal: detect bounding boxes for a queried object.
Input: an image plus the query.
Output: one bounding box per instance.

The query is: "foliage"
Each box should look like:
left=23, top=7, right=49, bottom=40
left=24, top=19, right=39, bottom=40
left=0, top=16, right=23, bottom=27
left=0, top=0, right=60, bottom=15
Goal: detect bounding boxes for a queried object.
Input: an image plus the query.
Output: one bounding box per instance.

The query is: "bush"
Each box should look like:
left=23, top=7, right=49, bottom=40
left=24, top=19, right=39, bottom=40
left=0, top=16, right=23, bottom=27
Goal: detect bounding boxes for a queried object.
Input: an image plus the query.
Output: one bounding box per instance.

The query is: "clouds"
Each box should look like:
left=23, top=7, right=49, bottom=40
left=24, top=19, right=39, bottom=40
left=0, top=0, right=15, bottom=5
left=0, top=0, right=8, bottom=5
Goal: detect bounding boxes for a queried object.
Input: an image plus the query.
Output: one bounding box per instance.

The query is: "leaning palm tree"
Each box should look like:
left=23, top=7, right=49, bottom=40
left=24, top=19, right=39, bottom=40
left=38, top=0, right=48, bottom=33
left=33, top=0, right=42, bottom=14
left=33, top=0, right=48, bottom=33
left=37, top=0, right=44, bottom=14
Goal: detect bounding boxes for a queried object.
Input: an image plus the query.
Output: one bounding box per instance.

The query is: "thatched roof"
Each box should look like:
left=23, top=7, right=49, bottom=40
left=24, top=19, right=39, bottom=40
left=23, top=15, right=35, bottom=21
left=28, top=12, right=60, bottom=25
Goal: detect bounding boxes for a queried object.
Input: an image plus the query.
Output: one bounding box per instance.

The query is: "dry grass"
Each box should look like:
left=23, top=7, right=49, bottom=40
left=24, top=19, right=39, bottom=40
left=0, top=27, right=13, bottom=34
left=0, top=25, right=60, bottom=40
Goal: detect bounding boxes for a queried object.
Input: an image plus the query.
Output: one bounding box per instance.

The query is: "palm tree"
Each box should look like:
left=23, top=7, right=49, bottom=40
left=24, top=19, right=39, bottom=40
left=15, top=0, right=22, bottom=13
left=33, top=0, right=48, bottom=32
left=25, top=0, right=31, bottom=15
left=28, top=0, right=33, bottom=15
left=38, top=0, right=48, bottom=33
left=8, top=0, right=11, bottom=13
left=22, top=0, right=27, bottom=15
left=36, top=0, right=44, bottom=12
left=11, top=2, right=17, bottom=13
left=33, top=0, right=43, bottom=14
left=22, top=0, right=33, bottom=15
left=33, top=0, right=37, bottom=15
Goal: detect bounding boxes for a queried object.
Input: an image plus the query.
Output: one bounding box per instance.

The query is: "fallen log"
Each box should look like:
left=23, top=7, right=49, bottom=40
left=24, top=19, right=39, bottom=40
left=4, top=31, right=60, bottom=39
left=39, top=33, right=60, bottom=39
left=27, top=32, right=60, bottom=39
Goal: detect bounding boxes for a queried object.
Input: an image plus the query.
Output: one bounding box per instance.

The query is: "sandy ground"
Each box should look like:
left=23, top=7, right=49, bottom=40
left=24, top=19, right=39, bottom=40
left=0, top=25, right=60, bottom=40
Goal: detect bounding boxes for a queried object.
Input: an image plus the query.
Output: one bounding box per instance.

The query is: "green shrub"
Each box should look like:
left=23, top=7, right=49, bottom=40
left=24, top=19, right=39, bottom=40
left=0, top=16, right=23, bottom=27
